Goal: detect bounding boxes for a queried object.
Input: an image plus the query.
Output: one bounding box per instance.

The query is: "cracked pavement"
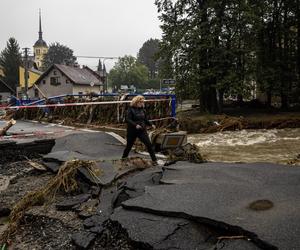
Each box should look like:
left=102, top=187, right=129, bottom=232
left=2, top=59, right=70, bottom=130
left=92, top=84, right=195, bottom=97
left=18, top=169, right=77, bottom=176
left=1, top=121, right=300, bottom=249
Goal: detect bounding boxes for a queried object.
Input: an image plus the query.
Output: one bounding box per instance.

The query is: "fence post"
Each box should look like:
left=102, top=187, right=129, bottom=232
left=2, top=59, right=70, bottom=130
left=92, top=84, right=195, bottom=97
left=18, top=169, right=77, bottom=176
left=171, top=94, right=176, bottom=117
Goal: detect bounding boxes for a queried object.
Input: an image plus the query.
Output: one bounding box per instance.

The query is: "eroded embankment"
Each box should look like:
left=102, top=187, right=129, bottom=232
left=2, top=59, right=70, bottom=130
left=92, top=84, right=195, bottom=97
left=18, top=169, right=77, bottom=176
left=178, top=111, right=300, bottom=133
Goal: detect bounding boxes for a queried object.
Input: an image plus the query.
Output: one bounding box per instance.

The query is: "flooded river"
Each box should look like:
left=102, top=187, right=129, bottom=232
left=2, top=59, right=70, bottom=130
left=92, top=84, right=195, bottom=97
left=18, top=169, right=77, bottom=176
left=188, top=128, right=300, bottom=165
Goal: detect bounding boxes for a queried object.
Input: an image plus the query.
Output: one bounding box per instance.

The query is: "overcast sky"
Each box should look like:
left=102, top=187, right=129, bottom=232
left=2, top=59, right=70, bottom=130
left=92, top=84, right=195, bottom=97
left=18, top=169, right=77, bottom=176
left=0, top=0, right=162, bottom=71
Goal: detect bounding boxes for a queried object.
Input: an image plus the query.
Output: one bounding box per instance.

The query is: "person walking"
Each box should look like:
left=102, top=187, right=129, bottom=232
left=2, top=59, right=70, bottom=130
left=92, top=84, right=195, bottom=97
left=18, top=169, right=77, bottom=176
left=122, top=95, right=158, bottom=165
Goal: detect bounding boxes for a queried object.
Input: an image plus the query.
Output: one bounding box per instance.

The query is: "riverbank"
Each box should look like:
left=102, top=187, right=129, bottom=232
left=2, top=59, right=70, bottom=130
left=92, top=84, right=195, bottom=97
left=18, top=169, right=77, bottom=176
left=177, top=107, right=300, bottom=133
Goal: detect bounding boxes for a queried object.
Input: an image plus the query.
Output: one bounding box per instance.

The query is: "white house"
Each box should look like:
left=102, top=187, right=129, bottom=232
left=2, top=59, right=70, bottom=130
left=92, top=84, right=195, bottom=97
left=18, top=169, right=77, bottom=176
left=29, top=64, right=104, bottom=98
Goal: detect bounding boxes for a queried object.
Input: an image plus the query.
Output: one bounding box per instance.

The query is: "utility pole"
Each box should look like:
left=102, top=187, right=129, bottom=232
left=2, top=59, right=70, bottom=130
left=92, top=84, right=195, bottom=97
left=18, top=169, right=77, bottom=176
left=23, top=48, right=30, bottom=99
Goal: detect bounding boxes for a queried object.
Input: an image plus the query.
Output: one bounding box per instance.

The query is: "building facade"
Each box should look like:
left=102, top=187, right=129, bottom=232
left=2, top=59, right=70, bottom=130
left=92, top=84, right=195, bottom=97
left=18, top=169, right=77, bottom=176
left=19, top=66, right=43, bottom=89
left=29, top=64, right=104, bottom=98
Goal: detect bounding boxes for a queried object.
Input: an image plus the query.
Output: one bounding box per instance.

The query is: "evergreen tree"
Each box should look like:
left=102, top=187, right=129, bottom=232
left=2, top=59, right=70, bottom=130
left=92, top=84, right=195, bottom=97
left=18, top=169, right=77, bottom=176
left=42, top=42, right=77, bottom=70
left=137, top=38, right=160, bottom=79
left=255, top=0, right=298, bottom=109
left=156, top=0, right=299, bottom=111
left=0, top=37, right=22, bottom=94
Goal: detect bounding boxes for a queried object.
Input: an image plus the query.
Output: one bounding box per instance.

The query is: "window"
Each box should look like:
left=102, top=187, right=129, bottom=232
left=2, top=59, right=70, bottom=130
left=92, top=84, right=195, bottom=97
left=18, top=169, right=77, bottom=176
left=50, top=77, right=61, bottom=86
left=66, top=79, right=70, bottom=83
left=53, top=70, right=57, bottom=75
left=42, top=80, right=46, bottom=84
left=36, top=49, right=40, bottom=55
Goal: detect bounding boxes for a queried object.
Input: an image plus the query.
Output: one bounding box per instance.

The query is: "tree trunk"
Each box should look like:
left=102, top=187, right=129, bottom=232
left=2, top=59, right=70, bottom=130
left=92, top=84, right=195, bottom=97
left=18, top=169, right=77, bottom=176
left=266, top=91, right=272, bottom=107
left=217, top=89, right=224, bottom=113
left=297, top=0, right=300, bottom=86
left=209, top=87, right=219, bottom=114
left=281, top=92, right=289, bottom=110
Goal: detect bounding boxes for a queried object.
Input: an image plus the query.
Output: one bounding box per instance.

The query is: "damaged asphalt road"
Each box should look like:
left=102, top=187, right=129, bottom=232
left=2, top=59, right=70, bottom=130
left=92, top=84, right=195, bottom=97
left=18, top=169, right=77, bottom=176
left=1, top=121, right=300, bottom=249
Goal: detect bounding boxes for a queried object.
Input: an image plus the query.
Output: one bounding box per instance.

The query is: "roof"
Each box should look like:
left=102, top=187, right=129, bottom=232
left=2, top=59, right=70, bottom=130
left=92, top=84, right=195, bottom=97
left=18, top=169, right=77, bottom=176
left=20, top=66, right=43, bottom=75
left=36, top=64, right=103, bottom=86
left=95, top=70, right=107, bottom=77
left=33, top=38, right=48, bottom=47
left=29, top=67, right=43, bottom=75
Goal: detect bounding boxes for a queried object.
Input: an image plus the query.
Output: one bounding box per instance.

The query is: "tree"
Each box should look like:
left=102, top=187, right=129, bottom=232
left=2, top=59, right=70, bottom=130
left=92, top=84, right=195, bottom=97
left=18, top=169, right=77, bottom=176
left=156, top=0, right=300, bottom=112
left=42, top=42, right=77, bottom=70
left=0, top=37, right=22, bottom=94
left=254, top=0, right=299, bottom=109
left=137, top=38, right=160, bottom=79
left=108, top=55, right=149, bottom=90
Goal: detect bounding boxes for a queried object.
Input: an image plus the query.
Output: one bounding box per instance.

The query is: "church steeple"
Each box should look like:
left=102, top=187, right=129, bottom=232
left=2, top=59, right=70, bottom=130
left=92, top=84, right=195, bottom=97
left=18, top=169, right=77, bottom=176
left=39, top=9, right=43, bottom=40
left=33, top=9, right=48, bottom=69
left=97, top=59, right=103, bottom=71
left=34, top=9, right=47, bottom=48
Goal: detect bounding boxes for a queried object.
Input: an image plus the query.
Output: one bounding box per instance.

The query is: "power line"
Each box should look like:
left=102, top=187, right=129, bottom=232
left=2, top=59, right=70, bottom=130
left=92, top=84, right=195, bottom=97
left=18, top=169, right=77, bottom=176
left=75, top=55, right=119, bottom=59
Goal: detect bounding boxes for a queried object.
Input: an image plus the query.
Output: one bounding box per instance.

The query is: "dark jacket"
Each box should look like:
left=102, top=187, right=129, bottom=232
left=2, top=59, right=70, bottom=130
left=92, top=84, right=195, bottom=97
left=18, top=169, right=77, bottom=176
left=125, top=107, right=152, bottom=131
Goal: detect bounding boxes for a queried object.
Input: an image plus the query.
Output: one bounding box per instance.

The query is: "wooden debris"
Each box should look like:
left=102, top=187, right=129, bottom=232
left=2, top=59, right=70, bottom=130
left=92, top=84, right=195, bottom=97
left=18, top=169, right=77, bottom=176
left=27, top=160, right=47, bottom=171
left=0, top=119, right=16, bottom=136
left=202, top=116, right=246, bottom=133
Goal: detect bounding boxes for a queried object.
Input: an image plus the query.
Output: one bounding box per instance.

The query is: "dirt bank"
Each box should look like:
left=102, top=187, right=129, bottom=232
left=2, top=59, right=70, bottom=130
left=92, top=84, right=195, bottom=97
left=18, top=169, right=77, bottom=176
left=177, top=108, right=300, bottom=133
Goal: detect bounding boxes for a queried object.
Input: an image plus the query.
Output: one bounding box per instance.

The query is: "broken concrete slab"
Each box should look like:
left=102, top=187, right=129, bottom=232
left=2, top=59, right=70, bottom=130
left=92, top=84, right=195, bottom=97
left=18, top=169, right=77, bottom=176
left=56, top=194, right=91, bottom=211
left=71, top=230, right=97, bottom=249
left=43, top=161, right=61, bottom=173
left=79, top=158, right=155, bottom=187
left=111, top=207, right=260, bottom=250
left=44, top=132, right=125, bottom=162
left=79, top=162, right=117, bottom=186
left=89, top=225, right=104, bottom=234
left=220, top=239, right=261, bottom=250
left=111, top=207, right=215, bottom=249
left=122, top=162, right=300, bottom=250
left=83, top=214, right=107, bottom=229
left=76, top=199, right=99, bottom=219
left=96, top=186, right=117, bottom=219
left=113, top=167, right=163, bottom=207
left=3, top=120, right=76, bottom=143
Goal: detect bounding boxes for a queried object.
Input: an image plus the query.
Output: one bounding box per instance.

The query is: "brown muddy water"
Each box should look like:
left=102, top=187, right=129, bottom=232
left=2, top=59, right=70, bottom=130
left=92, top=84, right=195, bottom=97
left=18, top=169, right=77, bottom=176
left=188, top=128, right=300, bottom=165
